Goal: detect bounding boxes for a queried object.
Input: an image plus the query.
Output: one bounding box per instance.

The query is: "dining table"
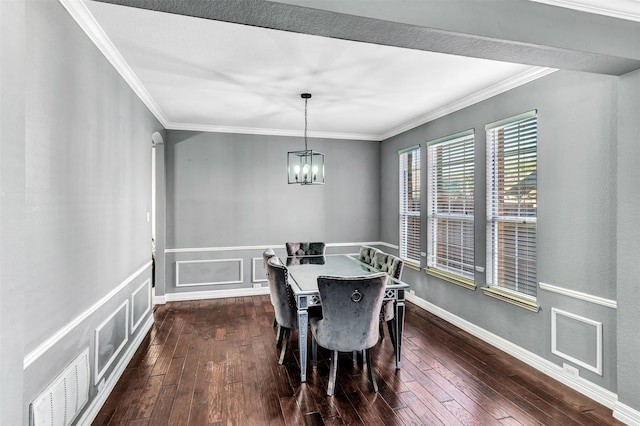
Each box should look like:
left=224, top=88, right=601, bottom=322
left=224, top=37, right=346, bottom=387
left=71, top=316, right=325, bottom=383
left=286, top=253, right=410, bottom=383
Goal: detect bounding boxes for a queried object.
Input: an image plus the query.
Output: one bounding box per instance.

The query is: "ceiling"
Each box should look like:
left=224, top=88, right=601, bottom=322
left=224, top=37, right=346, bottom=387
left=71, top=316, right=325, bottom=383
left=73, top=0, right=640, bottom=141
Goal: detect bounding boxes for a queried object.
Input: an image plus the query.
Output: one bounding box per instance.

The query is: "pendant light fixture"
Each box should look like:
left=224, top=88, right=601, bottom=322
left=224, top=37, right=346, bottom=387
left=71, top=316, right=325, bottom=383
left=288, top=93, right=325, bottom=185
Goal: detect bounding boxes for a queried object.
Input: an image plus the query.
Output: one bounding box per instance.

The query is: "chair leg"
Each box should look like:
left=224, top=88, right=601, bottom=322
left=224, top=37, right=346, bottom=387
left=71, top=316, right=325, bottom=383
left=352, top=350, right=358, bottom=363
left=379, top=321, right=385, bottom=339
left=312, top=337, right=318, bottom=368
left=278, top=328, right=290, bottom=364
left=387, top=320, right=396, bottom=351
left=327, top=350, right=338, bottom=396
left=276, top=324, right=284, bottom=347
left=364, top=348, right=378, bottom=393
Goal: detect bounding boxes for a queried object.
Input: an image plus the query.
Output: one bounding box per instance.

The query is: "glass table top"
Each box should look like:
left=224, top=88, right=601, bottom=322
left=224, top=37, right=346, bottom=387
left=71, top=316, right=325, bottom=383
left=286, top=254, right=409, bottom=293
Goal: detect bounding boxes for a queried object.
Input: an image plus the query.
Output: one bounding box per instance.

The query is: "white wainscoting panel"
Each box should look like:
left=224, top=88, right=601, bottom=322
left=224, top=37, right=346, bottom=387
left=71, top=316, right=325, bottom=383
left=94, top=301, right=129, bottom=383
left=176, top=258, right=243, bottom=287
left=551, top=308, right=603, bottom=375
left=77, top=316, right=153, bottom=425
left=131, top=279, right=151, bottom=333
left=252, top=257, right=268, bottom=284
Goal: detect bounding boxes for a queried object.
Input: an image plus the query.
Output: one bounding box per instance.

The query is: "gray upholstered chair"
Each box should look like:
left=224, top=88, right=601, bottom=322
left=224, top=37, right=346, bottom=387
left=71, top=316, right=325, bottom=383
left=263, top=248, right=278, bottom=328
left=358, top=245, right=380, bottom=266
left=310, top=272, right=388, bottom=396
left=263, top=248, right=277, bottom=267
left=285, top=242, right=326, bottom=266
left=266, top=256, right=298, bottom=364
left=373, top=251, right=404, bottom=347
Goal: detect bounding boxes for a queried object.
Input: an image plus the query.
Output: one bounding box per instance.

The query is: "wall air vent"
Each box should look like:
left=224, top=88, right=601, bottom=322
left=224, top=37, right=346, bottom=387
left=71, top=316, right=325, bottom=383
left=29, top=348, right=90, bottom=426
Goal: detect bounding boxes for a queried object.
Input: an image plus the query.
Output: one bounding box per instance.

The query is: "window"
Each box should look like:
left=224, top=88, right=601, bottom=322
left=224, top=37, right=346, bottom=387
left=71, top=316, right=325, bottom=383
left=426, top=130, right=475, bottom=287
left=486, top=111, right=538, bottom=308
left=399, top=146, right=421, bottom=265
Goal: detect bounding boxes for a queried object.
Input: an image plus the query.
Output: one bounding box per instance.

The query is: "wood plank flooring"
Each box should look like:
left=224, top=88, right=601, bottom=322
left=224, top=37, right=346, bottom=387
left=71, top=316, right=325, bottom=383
left=93, top=296, right=624, bottom=425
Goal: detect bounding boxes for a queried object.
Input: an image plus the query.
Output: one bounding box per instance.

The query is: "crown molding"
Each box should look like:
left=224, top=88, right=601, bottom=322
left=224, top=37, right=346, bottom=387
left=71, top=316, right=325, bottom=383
left=530, top=0, right=640, bottom=22
left=58, top=0, right=168, bottom=127
left=379, top=67, right=557, bottom=141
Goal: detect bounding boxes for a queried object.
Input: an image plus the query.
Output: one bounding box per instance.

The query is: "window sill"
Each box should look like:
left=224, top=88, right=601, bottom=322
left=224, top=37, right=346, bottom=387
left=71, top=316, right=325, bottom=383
left=482, top=286, right=540, bottom=312
left=424, top=268, right=476, bottom=290
left=403, top=260, right=421, bottom=271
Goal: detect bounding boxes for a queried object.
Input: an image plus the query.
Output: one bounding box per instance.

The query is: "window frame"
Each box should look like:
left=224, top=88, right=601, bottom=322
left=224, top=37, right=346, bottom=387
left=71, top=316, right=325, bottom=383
left=399, top=145, right=421, bottom=267
left=426, top=130, right=475, bottom=289
left=485, top=110, right=539, bottom=311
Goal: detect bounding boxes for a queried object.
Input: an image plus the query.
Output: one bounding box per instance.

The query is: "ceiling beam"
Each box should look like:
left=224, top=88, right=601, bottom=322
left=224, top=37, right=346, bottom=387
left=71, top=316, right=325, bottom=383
left=90, top=0, right=640, bottom=75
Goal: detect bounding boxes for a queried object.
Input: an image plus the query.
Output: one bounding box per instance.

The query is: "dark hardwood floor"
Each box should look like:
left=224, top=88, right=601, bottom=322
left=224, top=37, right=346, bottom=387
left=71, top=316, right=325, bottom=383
left=93, top=296, right=623, bottom=425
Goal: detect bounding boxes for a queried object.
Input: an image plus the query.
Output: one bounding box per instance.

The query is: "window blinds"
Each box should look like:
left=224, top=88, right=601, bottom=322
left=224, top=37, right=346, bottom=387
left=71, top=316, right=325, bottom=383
left=427, top=130, right=475, bottom=280
left=486, top=112, right=537, bottom=298
left=399, top=146, right=421, bottom=264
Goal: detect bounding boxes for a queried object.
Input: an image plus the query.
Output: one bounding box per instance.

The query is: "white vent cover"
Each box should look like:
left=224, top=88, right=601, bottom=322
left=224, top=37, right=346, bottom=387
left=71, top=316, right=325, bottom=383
left=30, top=348, right=90, bottom=426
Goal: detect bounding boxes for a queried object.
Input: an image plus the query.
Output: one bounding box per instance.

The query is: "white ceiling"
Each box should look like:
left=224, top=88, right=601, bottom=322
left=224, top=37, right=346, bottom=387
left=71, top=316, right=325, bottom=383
left=75, top=0, right=639, bottom=141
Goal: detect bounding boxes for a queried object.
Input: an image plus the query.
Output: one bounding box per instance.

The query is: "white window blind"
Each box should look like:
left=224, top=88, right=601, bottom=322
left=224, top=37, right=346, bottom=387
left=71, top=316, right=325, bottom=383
left=486, top=111, right=537, bottom=298
left=399, top=146, right=421, bottom=264
left=427, top=130, right=475, bottom=281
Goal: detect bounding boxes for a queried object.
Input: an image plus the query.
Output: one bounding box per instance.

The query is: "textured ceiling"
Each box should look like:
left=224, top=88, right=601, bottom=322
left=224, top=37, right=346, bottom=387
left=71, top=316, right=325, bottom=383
left=76, top=0, right=639, bottom=141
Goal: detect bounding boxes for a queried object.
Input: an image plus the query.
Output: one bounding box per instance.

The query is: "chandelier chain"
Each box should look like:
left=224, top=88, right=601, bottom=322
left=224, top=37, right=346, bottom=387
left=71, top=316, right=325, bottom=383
left=304, top=97, right=308, bottom=151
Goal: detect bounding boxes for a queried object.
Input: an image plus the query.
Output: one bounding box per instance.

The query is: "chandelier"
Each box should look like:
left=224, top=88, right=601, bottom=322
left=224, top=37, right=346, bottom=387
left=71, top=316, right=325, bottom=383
left=287, top=93, right=325, bottom=185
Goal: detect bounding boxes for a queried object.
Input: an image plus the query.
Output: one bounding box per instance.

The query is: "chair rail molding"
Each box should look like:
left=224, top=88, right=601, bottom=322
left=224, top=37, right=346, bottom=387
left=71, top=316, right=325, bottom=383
left=23, top=260, right=152, bottom=369
left=165, top=241, right=393, bottom=253
left=539, top=282, right=617, bottom=308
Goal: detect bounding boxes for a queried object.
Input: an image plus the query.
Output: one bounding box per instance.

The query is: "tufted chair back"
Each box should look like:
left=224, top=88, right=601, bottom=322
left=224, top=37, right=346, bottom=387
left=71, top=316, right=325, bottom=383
left=285, top=242, right=326, bottom=256
left=286, top=242, right=326, bottom=266
left=358, top=245, right=380, bottom=266
left=263, top=248, right=276, bottom=270
left=373, top=252, right=404, bottom=280
left=266, top=257, right=298, bottom=330
left=263, top=248, right=278, bottom=308
left=311, top=272, right=388, bottom=352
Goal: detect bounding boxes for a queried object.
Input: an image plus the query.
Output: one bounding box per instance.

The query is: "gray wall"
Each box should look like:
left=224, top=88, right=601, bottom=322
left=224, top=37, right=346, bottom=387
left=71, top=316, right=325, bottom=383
left=163, top=130, right=381, bottom=293
left=1, top=1, right=26, bottom=424
left=382, top=70, right=619, bottom=391
left=617, top=68, right=640, bottom=412
left=3, top=1, right=164, bottom=424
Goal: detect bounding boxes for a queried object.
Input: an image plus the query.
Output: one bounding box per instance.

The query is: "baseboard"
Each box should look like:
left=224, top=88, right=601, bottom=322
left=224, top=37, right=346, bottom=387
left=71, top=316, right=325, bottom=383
left=77, top=315, right=154, bottom=425
left=153, top=295, right=166, bottom=305
left=164, top=286, right=270, bottom=302
left=405, top=292, right=619, bottom=410
left=614, top=401, right=640, bottom=425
